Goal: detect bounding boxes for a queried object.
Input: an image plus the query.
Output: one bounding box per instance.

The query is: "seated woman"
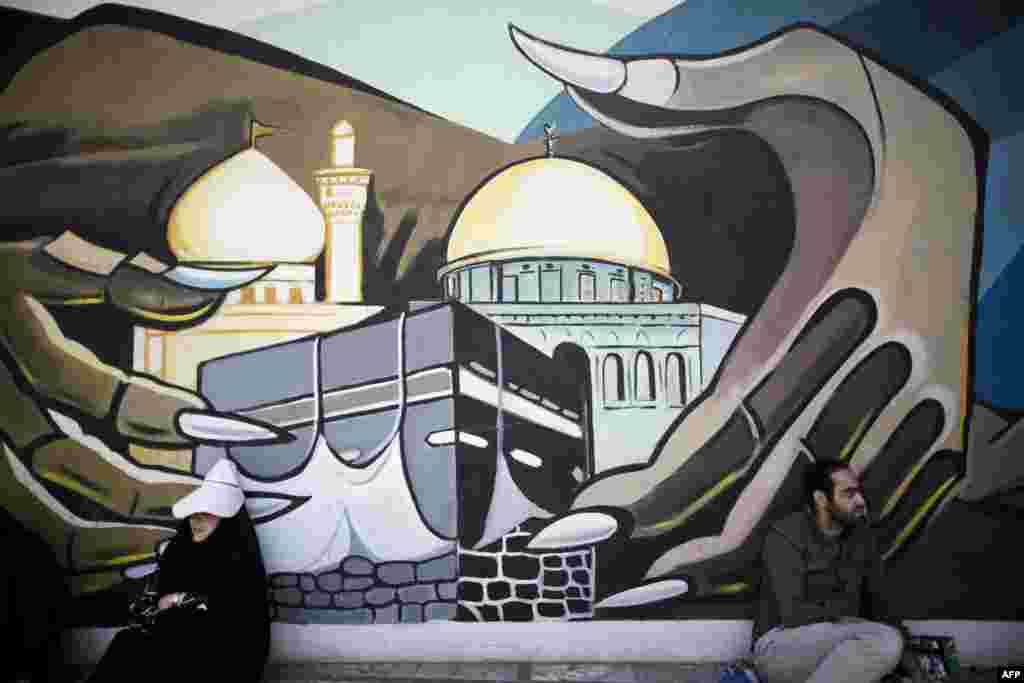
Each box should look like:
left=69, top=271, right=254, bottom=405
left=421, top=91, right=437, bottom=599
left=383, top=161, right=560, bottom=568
left=87, top=459, right=270, bottom=683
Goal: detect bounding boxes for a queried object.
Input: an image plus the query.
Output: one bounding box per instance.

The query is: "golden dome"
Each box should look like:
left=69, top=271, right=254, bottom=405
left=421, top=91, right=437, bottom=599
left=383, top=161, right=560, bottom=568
left=167, top=149, right=325, bottom=265
left=439, top=157, right=674, bottom=282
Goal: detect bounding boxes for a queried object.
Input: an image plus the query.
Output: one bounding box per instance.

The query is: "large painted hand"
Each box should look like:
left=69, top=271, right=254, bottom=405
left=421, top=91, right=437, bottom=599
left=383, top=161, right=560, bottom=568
left=512, top=25, right=990, bottom=607
left=0, top=108, right=321, bottom=595
left=0, top=290, right=295, bottom=595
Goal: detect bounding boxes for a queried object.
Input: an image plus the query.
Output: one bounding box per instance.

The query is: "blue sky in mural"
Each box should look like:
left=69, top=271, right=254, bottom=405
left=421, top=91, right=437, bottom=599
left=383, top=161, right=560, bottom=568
left=235, top=2, right=669, bottom=144
left=8, top=0, right=1023, bottom=406
left=976, top=243, right=1024, bottom=409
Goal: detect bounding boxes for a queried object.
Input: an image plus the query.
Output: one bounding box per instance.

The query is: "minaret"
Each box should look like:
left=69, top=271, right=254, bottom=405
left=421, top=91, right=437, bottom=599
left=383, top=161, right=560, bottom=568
left=314, top=120, right=373, bottom=302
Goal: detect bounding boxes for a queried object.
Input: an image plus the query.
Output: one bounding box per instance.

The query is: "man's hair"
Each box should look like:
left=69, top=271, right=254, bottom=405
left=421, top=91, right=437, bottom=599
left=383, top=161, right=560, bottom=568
left=804, top=459, right=852, bottom=510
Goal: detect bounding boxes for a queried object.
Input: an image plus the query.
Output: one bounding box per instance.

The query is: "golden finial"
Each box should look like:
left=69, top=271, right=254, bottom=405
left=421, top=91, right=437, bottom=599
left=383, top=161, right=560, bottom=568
left=250, top=120, right=278, bottom=147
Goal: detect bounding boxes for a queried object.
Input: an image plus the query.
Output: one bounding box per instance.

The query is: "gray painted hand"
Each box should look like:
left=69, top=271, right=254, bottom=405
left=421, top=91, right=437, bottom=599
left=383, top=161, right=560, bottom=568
left=511, top=24, right=983, bottom=606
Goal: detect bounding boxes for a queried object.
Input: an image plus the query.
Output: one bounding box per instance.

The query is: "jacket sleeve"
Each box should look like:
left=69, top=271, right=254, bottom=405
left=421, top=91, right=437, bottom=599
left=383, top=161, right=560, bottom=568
left=861, top=530, right=903, bottom=630
left=763, top=528, right=846, bottom=628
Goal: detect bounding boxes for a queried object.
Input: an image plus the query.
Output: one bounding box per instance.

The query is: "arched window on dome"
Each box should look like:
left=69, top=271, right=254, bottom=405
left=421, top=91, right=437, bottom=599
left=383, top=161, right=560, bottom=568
left=603, top=354, right=625, bottom=403
left=541, top=264, right=562, bottom=302
left=578, top=271, right=596, bottom=302
left=445, top=274, right=460, bottom=301
left=501, top=268, right=518, bottom=302
left=652, top=278, right=672, bottom=303
left=518, top=263, right=539, bottom=302
left=634, top=272, right=652, bottom=302
left=666, top=353, right=686, bottom=407
left=610, top=276, right=628, bottom=302
left=635, top=351, right=655, bottom=402
left=470, top=265, right=494, bottom=302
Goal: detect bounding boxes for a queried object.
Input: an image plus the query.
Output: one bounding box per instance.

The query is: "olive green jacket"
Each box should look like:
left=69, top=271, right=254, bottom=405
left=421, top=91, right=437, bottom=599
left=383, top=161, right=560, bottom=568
left=753, top=508, right=898, bottom=643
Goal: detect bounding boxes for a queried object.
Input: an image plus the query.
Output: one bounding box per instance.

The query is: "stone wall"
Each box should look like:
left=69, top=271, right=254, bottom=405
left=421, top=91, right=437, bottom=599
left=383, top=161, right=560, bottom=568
left=457, top=519, right=593, bottom=622
left=269, top=553, right=459, bottom=624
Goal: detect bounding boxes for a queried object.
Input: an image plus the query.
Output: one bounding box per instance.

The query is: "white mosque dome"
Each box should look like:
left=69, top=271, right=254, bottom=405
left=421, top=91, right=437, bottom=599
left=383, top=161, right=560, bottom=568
left=438, top=157, right=674, bottom=284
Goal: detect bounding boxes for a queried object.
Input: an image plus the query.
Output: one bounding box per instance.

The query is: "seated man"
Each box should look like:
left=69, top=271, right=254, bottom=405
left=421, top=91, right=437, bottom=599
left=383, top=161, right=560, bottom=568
left=752, top=459, right=906, bottom=683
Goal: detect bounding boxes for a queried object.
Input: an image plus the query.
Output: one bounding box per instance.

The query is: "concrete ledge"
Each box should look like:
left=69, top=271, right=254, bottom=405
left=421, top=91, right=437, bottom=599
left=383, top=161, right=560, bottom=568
left=263, top=661, right=726, bottom=683
left=268, top=622, right=750, bottom=664
left=67, top=620, right=1024, bottom=669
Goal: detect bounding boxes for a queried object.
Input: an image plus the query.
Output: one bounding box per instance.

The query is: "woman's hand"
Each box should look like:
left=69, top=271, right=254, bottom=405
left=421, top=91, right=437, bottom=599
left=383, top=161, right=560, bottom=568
left=157, top=592, right=184, bottom=611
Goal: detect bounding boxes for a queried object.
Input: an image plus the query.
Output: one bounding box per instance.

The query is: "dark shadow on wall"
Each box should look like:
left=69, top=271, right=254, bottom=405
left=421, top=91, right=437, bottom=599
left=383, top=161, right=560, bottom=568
left=395, top=236, right=446, bottom=301
left=360, top=175, right=388, bottom=302
left=377, top=207, right=419, bottom=300
left=366, top=205, right=419, bottom=304
left=362, top=188, right=446, bottom=303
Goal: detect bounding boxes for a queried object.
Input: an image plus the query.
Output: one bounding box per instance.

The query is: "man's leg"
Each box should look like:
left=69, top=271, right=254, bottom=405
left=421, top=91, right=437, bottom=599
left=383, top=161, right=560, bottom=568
left=754, top=620, right=903, bottom=683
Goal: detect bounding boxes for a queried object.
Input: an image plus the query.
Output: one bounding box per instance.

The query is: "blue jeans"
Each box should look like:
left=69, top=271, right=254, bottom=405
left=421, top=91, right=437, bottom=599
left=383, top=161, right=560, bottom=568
left=752, top=618, right=904, bottom=683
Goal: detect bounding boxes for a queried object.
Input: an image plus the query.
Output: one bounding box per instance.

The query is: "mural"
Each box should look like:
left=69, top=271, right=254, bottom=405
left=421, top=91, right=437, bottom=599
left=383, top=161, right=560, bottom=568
left=1, top=1, right=1022, bottom=641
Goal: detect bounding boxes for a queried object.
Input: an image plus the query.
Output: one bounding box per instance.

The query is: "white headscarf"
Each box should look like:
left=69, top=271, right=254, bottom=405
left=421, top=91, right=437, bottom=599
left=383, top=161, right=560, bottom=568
left=172, top=458, right=245, bottom=519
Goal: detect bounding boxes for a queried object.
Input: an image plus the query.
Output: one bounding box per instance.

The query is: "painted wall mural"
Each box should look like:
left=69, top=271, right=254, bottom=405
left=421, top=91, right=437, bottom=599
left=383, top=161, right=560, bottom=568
left=1, top=2, right=1022, bottom=639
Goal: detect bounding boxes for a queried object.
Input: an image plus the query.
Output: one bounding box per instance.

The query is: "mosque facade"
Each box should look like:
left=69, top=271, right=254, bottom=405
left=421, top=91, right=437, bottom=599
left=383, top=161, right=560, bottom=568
left=130, top=121, right=744, bottom=479
left=436, top=152, right=744, bottom=475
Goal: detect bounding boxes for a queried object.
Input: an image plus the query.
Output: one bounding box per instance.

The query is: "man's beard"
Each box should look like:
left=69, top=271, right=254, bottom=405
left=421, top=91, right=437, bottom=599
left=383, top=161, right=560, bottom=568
left=831, top=504, right=868, bottom=529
